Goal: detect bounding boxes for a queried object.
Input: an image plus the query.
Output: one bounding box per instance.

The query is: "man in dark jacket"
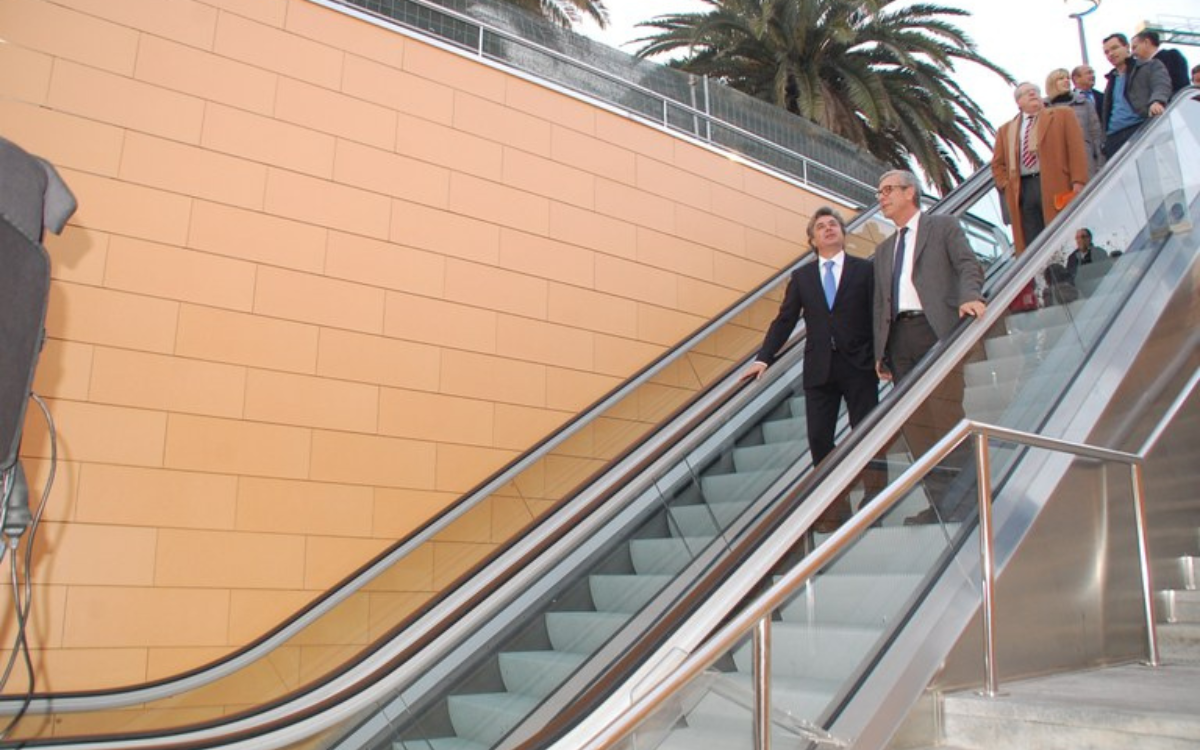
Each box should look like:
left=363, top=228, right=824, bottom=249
left=1132, top=30, right=1190, bottom=94
left=743, top=207, right=878, bottom=531
left=1101, top=32, right=1172, bottom=159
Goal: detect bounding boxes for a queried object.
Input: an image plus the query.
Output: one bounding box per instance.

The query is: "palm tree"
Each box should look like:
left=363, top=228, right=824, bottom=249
left=502, top=0, right=609, bottom=30
left=633, top=0, right=1012, bottom=192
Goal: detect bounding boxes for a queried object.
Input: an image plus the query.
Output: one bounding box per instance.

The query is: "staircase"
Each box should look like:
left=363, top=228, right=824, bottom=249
left=904, top=537, right=1200, bottom=750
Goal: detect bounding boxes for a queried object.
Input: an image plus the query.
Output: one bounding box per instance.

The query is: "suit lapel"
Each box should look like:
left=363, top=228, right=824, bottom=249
left=1007, top=115, right=1021, bottom=177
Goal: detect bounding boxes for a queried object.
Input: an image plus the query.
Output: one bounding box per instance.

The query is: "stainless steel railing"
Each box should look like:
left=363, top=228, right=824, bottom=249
left=577, top=392, right=1200, bottom=749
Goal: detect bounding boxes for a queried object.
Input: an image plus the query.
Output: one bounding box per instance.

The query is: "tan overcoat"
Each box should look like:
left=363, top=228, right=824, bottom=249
left=991, top=107, right=1090, bottom=253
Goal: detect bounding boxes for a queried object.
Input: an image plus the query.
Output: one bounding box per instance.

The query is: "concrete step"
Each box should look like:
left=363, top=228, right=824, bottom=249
left=1159, top=622, right=1200, bottom=665
left=940, top=663, right=1200, bottom=750
left=1159, top=589, right=1200, bottom=624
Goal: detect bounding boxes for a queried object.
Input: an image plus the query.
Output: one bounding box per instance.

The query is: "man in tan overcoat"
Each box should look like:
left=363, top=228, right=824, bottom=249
left=992, top=82, right=1090, bottom=254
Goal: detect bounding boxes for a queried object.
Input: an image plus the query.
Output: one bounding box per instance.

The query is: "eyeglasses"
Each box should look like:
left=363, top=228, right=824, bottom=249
left=876, top=184, right=910, bottom=198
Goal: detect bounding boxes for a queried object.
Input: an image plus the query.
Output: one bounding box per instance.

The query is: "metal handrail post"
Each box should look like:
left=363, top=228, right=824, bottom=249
left=753, top=616, right=772, bottom=750
left=1130, top=461, right=1161, bottom=666
left=974, top=430, right=1000, bottom=697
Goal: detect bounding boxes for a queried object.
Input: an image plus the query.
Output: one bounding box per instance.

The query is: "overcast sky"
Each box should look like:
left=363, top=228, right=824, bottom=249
left=579, top=0, right=1198, bottom=146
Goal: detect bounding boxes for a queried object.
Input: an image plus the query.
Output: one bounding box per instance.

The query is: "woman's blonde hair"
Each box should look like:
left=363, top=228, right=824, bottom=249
left=1045, top=68, right=1070, bottom=96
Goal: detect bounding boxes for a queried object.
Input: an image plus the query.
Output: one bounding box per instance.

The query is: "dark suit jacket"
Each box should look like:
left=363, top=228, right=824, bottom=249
left=872, top=213, right=984, bottom=364
left=1154, top=48, right=1191, bottom=94
left=755, top=254, right=876, bottom=389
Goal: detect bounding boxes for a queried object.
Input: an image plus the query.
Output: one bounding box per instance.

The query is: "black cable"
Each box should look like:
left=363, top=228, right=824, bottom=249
left=0, top=393, right=56, bottom=741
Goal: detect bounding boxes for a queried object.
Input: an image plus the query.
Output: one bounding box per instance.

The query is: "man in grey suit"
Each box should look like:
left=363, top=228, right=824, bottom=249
left=872, top=169, right=986, bottom=523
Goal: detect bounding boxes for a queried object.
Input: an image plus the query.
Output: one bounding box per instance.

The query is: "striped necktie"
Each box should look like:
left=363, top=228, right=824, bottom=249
left=1021, top=115, right=1038, bottom=171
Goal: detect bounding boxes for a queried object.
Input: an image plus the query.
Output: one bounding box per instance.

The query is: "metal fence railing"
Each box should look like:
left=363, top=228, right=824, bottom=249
left=326, top=0, right=887, bottom=206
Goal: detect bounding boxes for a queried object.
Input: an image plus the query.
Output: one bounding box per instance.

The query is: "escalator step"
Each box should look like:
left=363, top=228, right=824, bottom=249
left=824, top=524, right=960, bottom=575
left=699, top=470, right=775, bottom=505
left=445, top=693, right=540, bottom=747
left=629, top=536, right=713, bottom=574
left=497, top=650, right=587, bottom=698
left=395, top=738, right=488, bottom=750
left=589, top=574, right=673, bottom=613
left=544, top=610, right=630, bottom=653
left=731, top=623, right=884, bottom=681
left=667, top=500, right=750, bottom=537
left=761, top=416, right=803, bottom=444
left=779, top=572, right=925, bottom=627
left=732, top=441, right=804, bottom=473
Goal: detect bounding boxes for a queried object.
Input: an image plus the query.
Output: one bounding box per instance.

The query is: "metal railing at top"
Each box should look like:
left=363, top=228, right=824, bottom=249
left=320, top=0, right=886, bottom=206
left=576, top=389, right=1200, bottom=750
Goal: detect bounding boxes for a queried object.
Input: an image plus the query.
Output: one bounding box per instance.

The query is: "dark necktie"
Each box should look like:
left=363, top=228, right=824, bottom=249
left=892, top=227, right=908, bottom=317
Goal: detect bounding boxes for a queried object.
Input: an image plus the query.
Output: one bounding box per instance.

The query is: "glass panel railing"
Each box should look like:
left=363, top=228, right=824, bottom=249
left=589, top=89, right=1200, bottom=750
left=305, top=176, right=1018, bottom=749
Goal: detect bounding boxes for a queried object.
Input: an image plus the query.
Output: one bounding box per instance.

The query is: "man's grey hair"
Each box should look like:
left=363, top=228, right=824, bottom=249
left=1013, top=81, right=1040, bottom=100
left=879, top=169, right=921, bottom=207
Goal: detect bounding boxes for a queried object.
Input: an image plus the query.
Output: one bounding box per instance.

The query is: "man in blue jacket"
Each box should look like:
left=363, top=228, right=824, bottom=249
left=1101, top=32, right=1173, bottom=159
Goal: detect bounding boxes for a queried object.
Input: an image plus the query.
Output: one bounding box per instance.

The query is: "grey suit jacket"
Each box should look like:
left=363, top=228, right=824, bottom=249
left=872, top=213, right=985, bottom=364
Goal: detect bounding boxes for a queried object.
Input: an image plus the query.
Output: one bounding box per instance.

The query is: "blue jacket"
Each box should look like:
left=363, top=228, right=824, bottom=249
left=1102, top=57, right=1172, bottom=130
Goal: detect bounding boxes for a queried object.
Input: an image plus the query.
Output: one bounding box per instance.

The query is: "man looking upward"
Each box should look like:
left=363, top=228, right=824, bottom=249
left=743, top=207, right=878, bottom=530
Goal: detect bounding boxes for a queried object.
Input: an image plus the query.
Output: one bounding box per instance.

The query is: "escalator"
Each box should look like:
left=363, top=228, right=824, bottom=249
left=8, top=83, right=1194, bottom=750
left=563, top=87, right=1200, bottom=750
left=0, top=156, right=1005, bottom=747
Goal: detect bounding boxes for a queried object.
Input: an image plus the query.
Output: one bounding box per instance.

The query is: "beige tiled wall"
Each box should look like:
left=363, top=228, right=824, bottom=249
left=1, top=0, right=834, bottom=691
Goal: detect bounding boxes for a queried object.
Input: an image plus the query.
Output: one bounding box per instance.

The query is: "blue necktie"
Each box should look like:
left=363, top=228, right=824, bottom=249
left=822, top=260, right=837, bottom=309
left=892, top=227, right=909, bottom=317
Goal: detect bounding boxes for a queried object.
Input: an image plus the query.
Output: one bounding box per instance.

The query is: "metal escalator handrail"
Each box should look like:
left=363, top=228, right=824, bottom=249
left=574, top=415, right=1167, bottom=750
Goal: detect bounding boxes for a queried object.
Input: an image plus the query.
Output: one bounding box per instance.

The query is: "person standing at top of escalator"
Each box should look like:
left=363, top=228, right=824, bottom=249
left=992, top=82, right=1090, bottom=255
left=1101, top=32, right=1172, bottom=159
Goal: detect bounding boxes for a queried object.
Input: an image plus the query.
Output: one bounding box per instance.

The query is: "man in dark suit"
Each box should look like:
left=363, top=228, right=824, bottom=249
left=1132, top=30, right=1190, bottom=95
left=743, top=206, right=878, bottom=530
left=872, top=170, right=986, bottom=523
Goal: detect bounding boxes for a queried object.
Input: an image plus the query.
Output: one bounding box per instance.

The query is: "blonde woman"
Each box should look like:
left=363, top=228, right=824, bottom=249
left=1046, top=67, right=1105, bottom=177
